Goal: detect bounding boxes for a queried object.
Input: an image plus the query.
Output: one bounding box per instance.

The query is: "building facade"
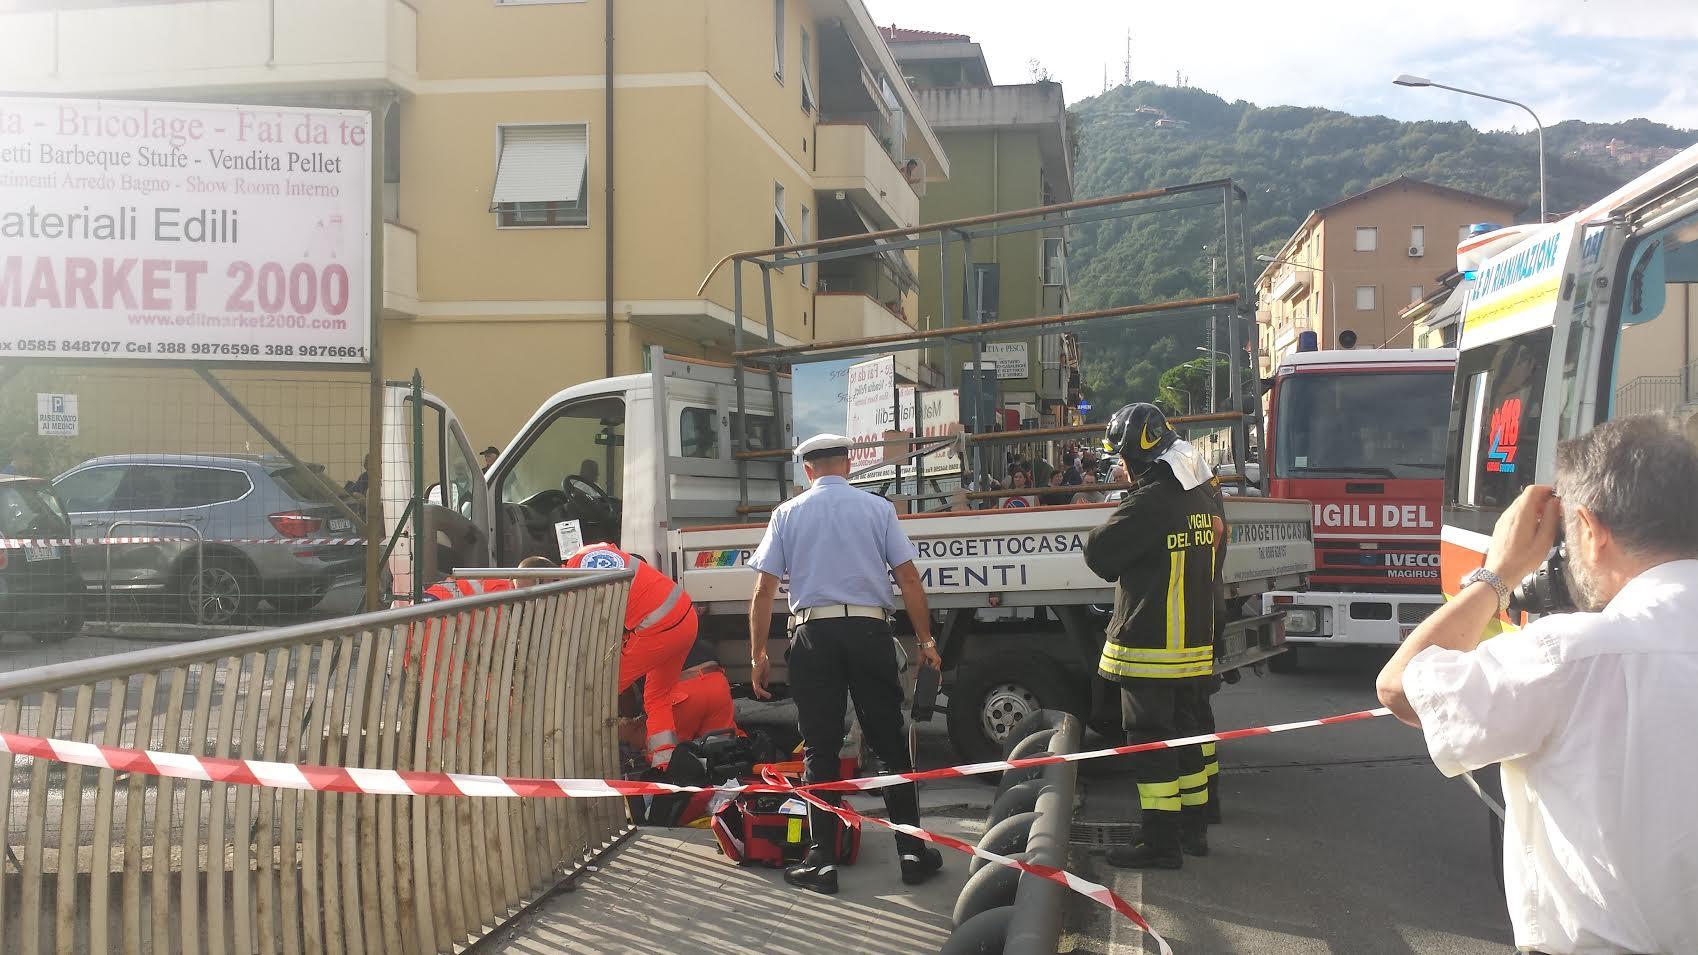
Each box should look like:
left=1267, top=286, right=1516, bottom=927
left=882, top=27, right=1074, bottom=427
left=0, top=0, right=946, bottom=445
left=1255, top=178, right=1517, bottom=372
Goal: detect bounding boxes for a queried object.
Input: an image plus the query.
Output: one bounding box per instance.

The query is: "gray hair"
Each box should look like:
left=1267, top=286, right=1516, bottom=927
left=1555, top=416, right=1698, bottom=559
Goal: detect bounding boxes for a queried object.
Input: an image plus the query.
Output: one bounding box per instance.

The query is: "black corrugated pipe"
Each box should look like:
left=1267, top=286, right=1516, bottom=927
left=1004, top=712, right=1080, bottom=954
left=603, top=0, right=616, bottom=377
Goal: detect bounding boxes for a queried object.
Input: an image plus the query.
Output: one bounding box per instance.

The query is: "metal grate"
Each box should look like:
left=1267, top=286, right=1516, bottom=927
left=1398, top=602, right=1440, bottom=625
left=1070, top=821, right=1138, bottom=848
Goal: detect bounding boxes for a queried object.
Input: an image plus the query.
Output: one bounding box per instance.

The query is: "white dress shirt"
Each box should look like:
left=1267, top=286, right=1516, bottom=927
left=1404, top=559, right=1698, bottom=955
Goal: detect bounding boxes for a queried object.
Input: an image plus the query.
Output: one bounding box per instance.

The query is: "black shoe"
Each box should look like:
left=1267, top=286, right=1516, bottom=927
left=900, top=847, right=944, bottom=885
left=784, top=861, right=840, bottom=895
left=1181, top=828, right=1210, bottom=857
left=1106, top=841, right=1183, bottom=870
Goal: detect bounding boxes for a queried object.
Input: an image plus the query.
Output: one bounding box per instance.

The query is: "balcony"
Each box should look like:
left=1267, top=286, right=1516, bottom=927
left=384, top=221, right=418, bottom=318
left=0, top=0, right=418, bottom=94
left=814, top=123, right=919, bottom=230
left=1272, top=269, right=1310, bottom=302
left=815, top=292, right=919, bottom=382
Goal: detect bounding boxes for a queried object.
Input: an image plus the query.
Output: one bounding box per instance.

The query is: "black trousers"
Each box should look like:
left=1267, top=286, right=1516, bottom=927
left=1120, top=676, right=1211, bottom=834
left=788, top=616, right=922, bottom=862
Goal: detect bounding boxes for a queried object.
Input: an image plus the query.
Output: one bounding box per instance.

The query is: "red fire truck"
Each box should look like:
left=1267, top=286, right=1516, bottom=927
left=1260, top=347, right=1456, bottom=664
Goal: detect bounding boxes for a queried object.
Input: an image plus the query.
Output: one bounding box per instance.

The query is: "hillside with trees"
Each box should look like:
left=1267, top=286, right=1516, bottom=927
left=1067, top=82, right=1696, bottom=416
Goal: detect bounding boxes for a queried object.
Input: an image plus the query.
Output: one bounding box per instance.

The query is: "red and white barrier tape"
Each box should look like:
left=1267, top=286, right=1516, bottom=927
left=0, top=708, right=1394, bottom=801
left=764, top=767, right=1174, bottom=954
left=0, top=707, right=1392, bottom=936
left=0, top=537, right=366, bottom=548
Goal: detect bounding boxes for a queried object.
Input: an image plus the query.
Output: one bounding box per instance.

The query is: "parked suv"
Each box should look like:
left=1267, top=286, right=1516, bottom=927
left=53, top=454, right=363, bottom=625
left=0, top=476, right=85, bottom=642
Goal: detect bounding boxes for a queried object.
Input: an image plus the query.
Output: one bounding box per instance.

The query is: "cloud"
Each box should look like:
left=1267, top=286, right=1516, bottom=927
left=861, top=0, right=1698, bottom=130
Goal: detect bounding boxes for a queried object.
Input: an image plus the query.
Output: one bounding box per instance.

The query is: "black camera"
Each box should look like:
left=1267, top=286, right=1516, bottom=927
left=1508, top=536, right=1575, bottom=617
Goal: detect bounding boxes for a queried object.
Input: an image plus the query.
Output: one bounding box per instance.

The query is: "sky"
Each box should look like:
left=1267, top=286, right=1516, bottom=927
left=860, top=0, right=1698, bottom=131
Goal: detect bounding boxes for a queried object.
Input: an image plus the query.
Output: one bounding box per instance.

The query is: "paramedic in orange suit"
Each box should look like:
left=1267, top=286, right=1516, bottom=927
left=563, top=542, right=697, bottom=769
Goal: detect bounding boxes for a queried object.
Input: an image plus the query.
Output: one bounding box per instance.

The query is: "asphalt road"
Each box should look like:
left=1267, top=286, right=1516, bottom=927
left=1067, top=646, right=1515, bottom=955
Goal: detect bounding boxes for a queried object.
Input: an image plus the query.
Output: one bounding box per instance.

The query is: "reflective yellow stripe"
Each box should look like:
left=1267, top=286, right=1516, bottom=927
left=1101, top=644, right=1213, bottom=664
left=1178, top=769, right=1208, bottom=790
left=1098, top=658, right=1215, bottom=679
left=1201, top=742, right=1216, bottom=756
left=1137, top=780, right=1181, bottom=812
left=1203, top=759, right=1219, bottom=778
left=1166, top=550, right=1186, bottom=651
left=1180, top=787, right=1209, bottom=807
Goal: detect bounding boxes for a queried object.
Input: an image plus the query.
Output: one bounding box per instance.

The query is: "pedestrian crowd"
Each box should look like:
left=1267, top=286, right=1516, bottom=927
left=968, top=439, right=1112, bottom=507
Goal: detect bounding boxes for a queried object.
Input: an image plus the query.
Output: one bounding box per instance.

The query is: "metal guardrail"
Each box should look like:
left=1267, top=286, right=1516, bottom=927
left=943, top=709, right=1080, bottom=954
left=0, top=569, right=633, bottom=955
left=101, top=520, right=204, bottom=628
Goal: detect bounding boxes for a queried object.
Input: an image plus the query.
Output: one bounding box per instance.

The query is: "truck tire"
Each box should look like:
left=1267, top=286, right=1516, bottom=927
left=947, top=650, right=1084, bottom=764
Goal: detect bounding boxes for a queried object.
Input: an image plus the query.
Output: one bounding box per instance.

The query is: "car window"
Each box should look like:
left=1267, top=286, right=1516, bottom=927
left=680, top=407, right=719, bottom=459
left=271, top=466, right=338, bottom=503
left=170, top=468, right=251, bottom=508
left=112, top=466, right=175, bottom=511
left=1444, top=329, right=1552, bottom=534
left=53, top=466, right=125, bottom=512
left=0, top=484, right=71, bottom=537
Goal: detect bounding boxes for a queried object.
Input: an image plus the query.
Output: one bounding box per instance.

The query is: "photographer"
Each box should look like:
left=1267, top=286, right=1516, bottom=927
left=1376, top=417, right=1698, bottom=955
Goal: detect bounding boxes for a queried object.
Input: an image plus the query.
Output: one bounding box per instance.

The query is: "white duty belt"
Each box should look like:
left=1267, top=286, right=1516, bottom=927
left=633, top=581, right=688, bottom=632
left=791, top=604, right=889, bottom=624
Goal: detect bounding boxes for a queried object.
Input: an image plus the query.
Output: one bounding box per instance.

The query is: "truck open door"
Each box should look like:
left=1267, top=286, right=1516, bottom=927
left=381, top=384, right=496, bottom=602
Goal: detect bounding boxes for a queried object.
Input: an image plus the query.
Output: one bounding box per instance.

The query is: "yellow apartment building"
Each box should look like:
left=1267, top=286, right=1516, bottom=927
left=0, top=0, right=948, bottom=447
left=1255, top=178, right=1517, bottom=372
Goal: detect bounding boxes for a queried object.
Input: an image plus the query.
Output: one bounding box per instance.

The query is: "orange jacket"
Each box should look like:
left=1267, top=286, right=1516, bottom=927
left=564, top=542, right=691, bottom=635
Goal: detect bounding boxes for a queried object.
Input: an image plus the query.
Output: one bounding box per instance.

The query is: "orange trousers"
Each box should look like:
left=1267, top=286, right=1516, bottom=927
left=621, top=610, right=697, bottom=767
left=670, top=668, right=742, bottom=741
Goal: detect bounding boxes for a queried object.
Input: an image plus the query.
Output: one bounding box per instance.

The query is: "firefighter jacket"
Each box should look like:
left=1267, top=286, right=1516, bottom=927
left=1084, top=465, right=1224, bottom=680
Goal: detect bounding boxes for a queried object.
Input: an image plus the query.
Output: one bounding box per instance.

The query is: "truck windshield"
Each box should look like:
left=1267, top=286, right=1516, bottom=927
left=1275, top=371, right=1451, bottom=480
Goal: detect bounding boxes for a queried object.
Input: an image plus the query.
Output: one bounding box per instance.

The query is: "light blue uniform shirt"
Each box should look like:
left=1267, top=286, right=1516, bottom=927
left=749, top=475, right=919, bottom=612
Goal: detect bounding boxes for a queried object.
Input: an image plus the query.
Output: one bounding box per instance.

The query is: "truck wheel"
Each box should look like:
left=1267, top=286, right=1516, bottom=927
left=947, top=651, right=1084, bottom=765
left=1268, top=646, right=1300, bottom=674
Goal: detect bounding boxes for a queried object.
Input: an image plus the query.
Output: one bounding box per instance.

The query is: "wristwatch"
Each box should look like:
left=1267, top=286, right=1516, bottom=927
left=1460, top=567, right=1510, bottom=615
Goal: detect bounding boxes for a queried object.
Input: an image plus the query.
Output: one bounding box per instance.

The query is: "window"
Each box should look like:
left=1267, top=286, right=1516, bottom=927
left=111, top=466, right=175, bottom=512
left=1042, top=237, right=1066, bottom=287
left=1410, top=224, right=1425, bottom=255
left=494, top=397, right=625, bottom=561
left=272, top=467, right=338, bottom=503
left=169, top=468, right=251, bottom=508
left=0, top=484, right=69, bottom=538
left=1355, top=226, right=1377, bottom=252
left=1274, top=371, right=1451, bottom=481
left=732, top=412, right=777, bottom=452
left=490, top=124, right=588, bottom=228
left=773, top=182, right=796, bottom=251
left=1355, top=285, right=1376, bottom=311
left=1445, top=329, right=1552, bottom=528
left=680, top=408, right=720, bottom=459
left=53, top=467, right=125, bottom=513
left=772, top=0, right=785, bottom=82
left=972, top=262, right=1000, bottom=323
left=1410, top=285, right=1425, bottom=304
left=800, top=27, right=815, bottom=114
left=1605, top=208, right=1698, bottom=419
left=800, top=205, right=811, bottom=286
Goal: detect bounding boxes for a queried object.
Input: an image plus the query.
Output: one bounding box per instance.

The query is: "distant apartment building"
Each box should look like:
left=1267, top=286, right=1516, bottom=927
left=0, top=0, right=947, bottom=444
left=882, top=26, right=1075, bottom=427
left=1255, top=178, right=1518, bottom=372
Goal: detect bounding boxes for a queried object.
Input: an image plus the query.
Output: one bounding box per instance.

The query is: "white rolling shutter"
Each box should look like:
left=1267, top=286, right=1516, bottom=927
left=489, top=124, right=587, bottom=210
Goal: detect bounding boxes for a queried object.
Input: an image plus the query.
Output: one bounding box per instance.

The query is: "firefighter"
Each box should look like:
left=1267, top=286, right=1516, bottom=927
left=1085, top=403, right=1225, bottom=869
left=563, top=542, right=697, bottom=770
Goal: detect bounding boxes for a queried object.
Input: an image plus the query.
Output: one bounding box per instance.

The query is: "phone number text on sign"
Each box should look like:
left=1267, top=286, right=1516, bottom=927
left=0, top=97, right=372, bottom=365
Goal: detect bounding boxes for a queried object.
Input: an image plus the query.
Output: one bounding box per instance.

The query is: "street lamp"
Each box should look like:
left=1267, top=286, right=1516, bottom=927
left=1393, top=73, right=1546, bottom=223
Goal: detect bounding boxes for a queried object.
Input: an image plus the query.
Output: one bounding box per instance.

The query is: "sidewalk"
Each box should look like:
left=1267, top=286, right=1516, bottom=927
left=488, top=792, right=988, bottom=955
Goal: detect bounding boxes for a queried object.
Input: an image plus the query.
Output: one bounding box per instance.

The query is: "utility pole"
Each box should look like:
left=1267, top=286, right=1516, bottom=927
left=1123, top=31, right=1132, bottom=87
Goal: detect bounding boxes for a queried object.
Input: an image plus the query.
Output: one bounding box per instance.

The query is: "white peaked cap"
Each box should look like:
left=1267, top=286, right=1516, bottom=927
left=796, top=433, right=853, bottom=460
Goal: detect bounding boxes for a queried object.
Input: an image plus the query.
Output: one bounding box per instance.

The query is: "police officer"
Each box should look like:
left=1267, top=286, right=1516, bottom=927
left=748, top=433, right=944, bottom=895
left=1085, top=404, right=1225, bottom=869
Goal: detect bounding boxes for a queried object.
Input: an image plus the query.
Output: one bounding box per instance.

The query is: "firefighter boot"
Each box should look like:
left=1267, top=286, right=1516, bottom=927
left=1107, top=813, right=1183, bottom=870
left=1181, top=807, right=1210, bottom=857
left=783, top=853, right=840, bottom=896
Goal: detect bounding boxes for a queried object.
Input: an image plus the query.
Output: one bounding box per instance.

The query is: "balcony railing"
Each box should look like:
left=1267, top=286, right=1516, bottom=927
left=1614, top=359, right=1698, bottom=417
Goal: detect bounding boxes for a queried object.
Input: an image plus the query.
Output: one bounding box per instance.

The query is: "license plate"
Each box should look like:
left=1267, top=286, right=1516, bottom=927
left=328, top=519, right=352, bottom=533
left=25, top=544, right=61, bottom=561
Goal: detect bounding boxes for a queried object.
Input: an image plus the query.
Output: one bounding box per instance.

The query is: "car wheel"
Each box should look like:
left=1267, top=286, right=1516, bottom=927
left=186, top=557, right=257, bottom=626
left=31, top=598, right=85, bottom=645
left=946, top=649, right=1086, bottom=764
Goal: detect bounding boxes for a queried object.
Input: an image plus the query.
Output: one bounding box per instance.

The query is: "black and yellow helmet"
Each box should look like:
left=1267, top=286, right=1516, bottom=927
left=1105, top=402, right=1177, bottom=468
